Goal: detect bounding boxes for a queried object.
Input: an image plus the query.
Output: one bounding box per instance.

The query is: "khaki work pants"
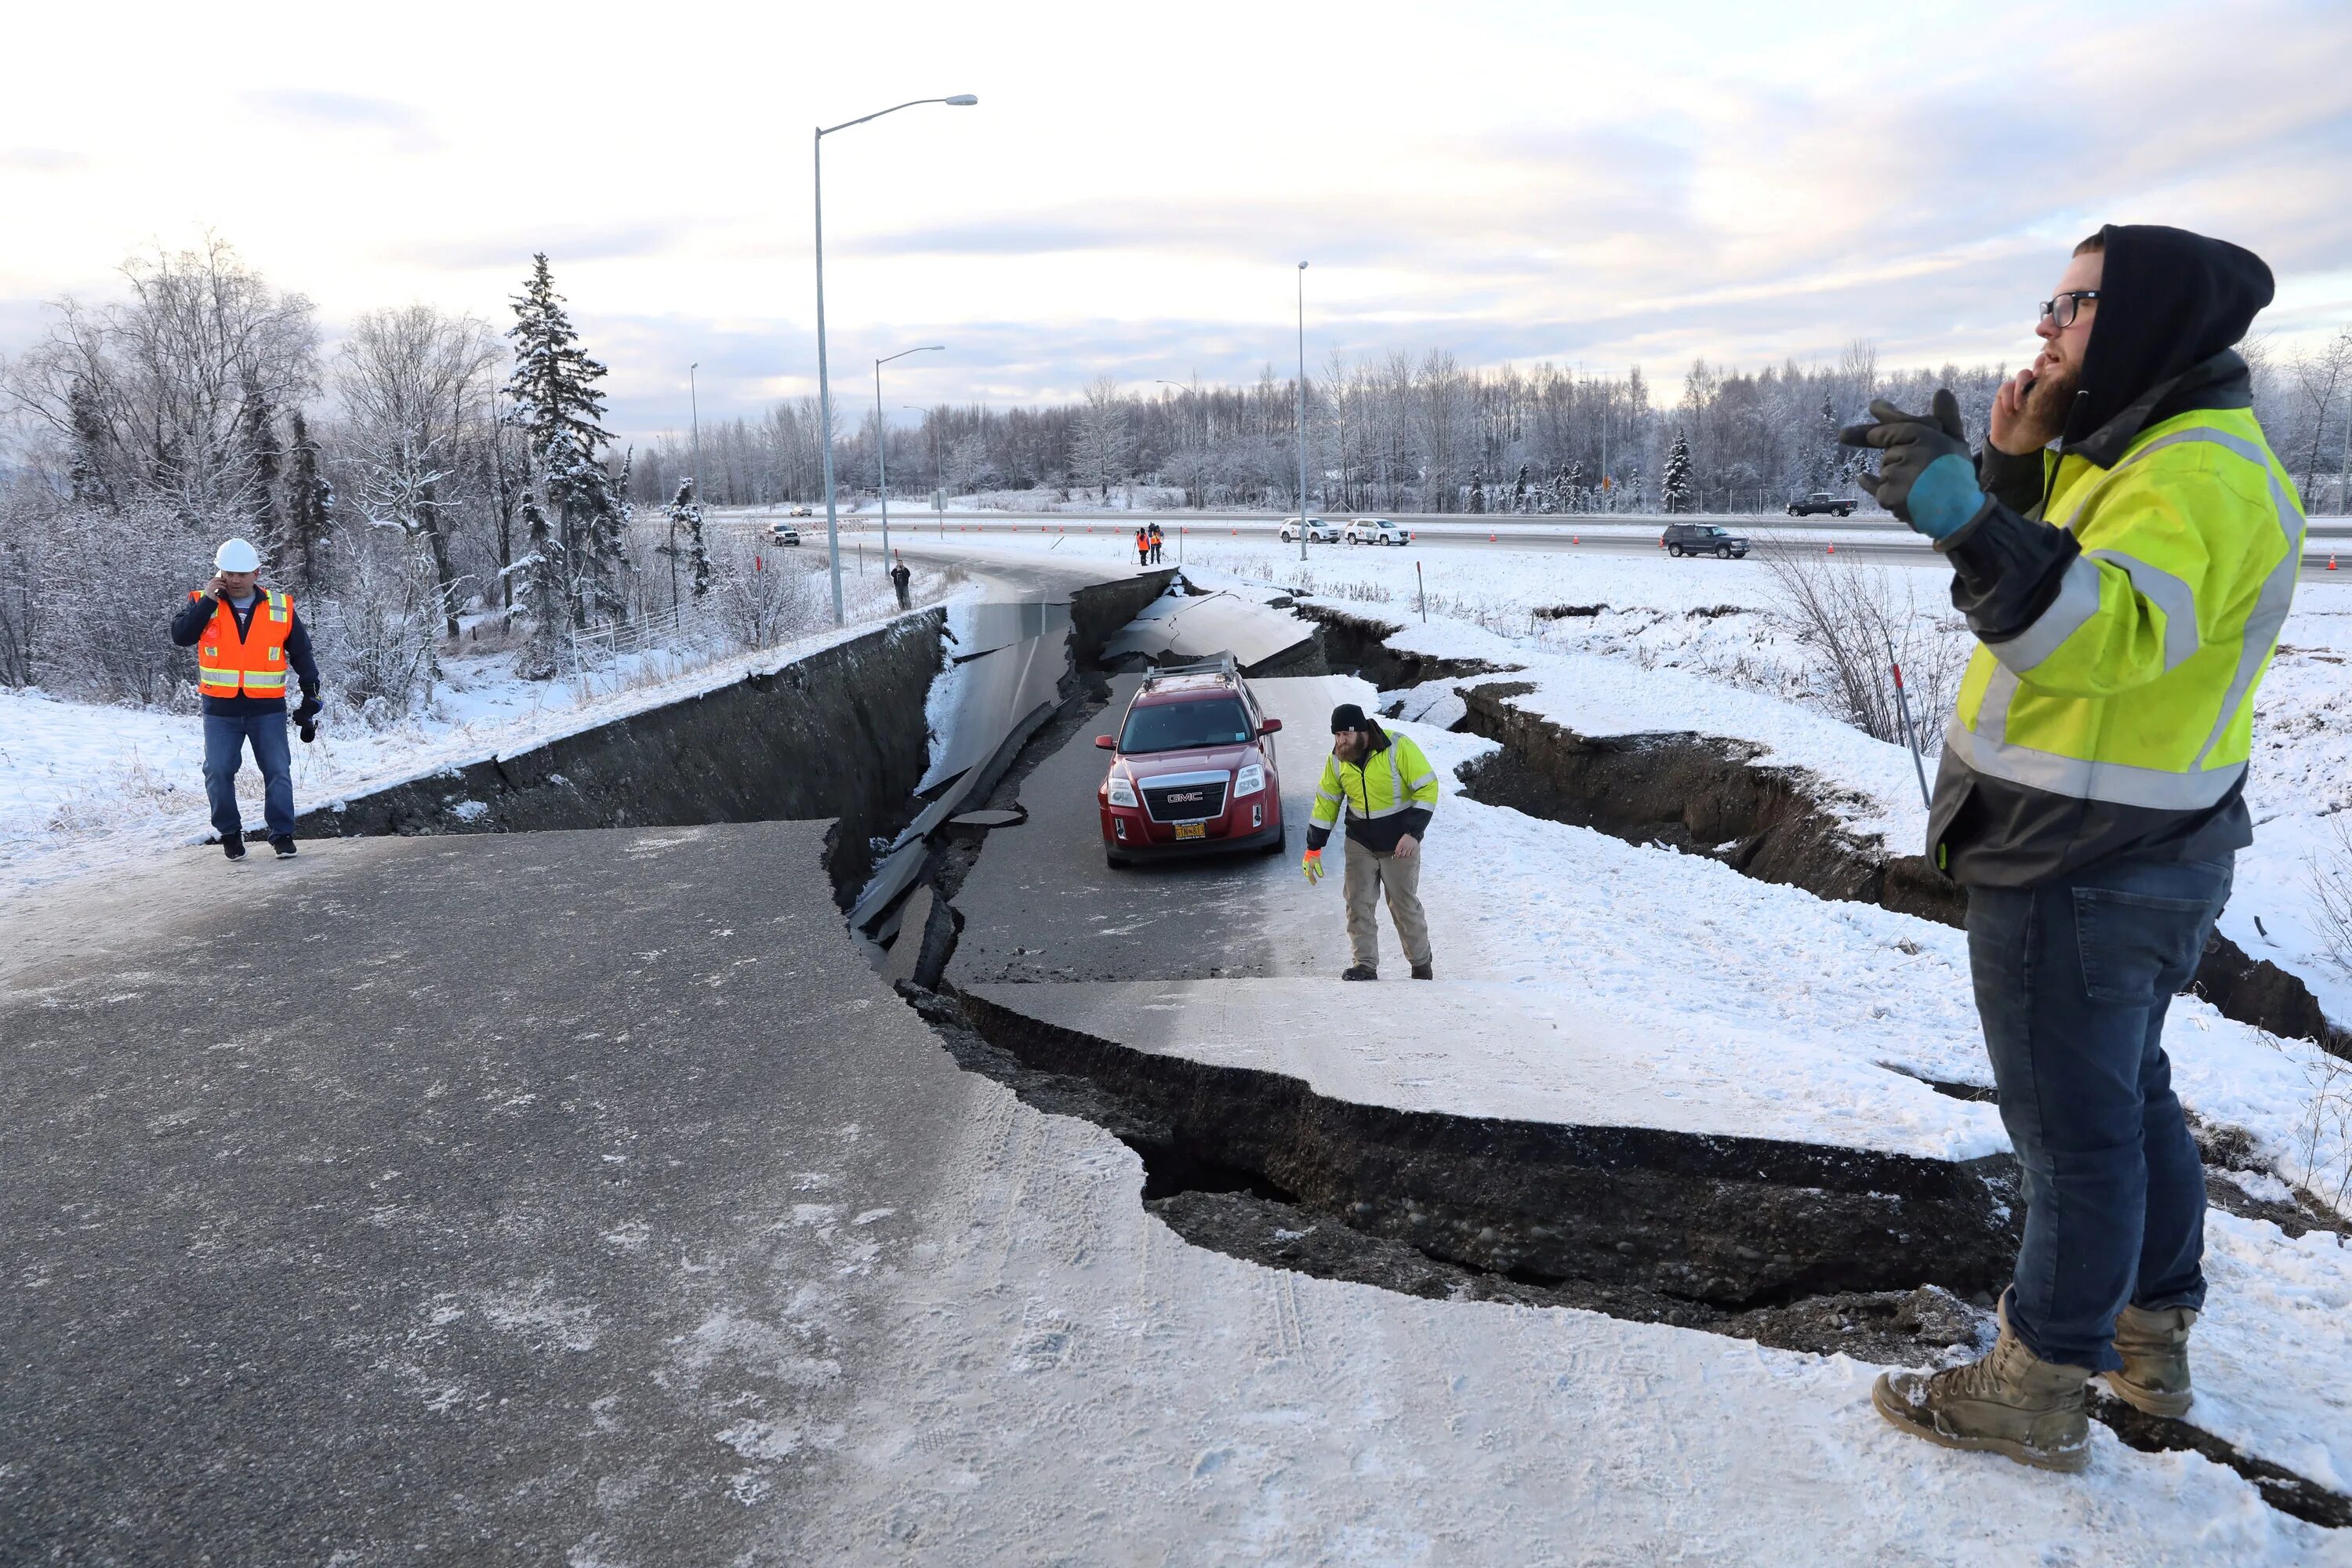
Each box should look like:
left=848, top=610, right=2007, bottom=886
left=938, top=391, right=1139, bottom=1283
left=1342, top=835, right=1432, bottom=972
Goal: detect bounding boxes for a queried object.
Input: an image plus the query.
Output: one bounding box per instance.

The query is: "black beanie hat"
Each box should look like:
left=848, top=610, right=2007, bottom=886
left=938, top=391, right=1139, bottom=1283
left=1330, top=702, right=1370, bottom=733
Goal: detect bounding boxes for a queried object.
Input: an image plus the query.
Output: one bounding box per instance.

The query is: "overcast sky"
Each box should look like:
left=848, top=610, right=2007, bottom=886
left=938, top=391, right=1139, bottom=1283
left=4, top=0, right=2348, bottom=444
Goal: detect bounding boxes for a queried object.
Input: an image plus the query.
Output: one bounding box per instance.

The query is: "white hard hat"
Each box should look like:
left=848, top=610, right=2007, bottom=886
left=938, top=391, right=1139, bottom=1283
left=215, top=538, right=262, bottom=572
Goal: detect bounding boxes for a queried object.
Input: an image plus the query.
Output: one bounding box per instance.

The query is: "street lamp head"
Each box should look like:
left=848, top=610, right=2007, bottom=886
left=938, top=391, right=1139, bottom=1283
left=945, top=94, right=978, bottom=106
left=1298, top=260, right=1308, bottom=270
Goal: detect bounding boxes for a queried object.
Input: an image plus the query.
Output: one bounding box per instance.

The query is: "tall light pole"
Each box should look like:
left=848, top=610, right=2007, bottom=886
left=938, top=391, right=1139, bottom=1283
left=1296, top=262, right=1309, bottom=562
left=814, top=93, right=978, bottom=625
left=875, top=345, right=944, bottom=571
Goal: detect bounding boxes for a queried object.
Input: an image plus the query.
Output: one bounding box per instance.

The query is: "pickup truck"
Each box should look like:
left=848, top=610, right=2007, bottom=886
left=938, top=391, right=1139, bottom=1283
left=1787, top=492, right=1856, bottom=517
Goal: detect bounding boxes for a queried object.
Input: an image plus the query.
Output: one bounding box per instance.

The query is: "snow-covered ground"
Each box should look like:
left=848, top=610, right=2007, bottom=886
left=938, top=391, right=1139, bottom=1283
left=0, top=560, right=971, bottom=898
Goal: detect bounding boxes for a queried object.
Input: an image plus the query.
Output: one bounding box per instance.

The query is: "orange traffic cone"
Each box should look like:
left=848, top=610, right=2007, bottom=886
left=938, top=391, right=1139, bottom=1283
left=1489, top=532, right=1497, bottom=543
left=1827, top=544, right=1836, bottom=554
left=2330, top=553, right=2339, bottom=571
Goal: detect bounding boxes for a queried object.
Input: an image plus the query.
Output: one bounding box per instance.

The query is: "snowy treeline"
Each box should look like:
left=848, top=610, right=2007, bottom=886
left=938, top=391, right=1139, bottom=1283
left=0, top=238, right=808, bottom=714
left=629, top=332, right=2352, bottom=518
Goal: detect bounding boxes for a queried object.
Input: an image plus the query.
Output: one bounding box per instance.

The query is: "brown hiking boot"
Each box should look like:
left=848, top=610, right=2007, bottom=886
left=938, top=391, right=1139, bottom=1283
left=1871, top=1301, right=2093, bottom=1472
left=2102, top=1304, right=2196, bottom=1418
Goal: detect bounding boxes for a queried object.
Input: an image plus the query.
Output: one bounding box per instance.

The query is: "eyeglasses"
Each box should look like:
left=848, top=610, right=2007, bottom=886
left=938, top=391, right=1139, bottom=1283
left=2038, top=290, right=2100, bottom=330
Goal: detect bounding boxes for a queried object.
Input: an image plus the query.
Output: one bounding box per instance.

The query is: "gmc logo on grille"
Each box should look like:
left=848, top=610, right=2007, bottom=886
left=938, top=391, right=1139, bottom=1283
left=1162, top=790, right=1203, bottom=804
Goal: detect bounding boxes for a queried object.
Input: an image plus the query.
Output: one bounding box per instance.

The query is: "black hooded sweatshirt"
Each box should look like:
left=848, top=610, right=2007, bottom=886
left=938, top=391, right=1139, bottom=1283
left=1926, top=223, right=2278, bottom=888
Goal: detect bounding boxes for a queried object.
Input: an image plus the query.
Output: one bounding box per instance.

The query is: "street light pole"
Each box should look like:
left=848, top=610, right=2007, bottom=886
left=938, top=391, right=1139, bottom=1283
left=875, top=345, right=944, bottom=573
left=812, top=93, right=978, bottom=626
left=1296, top=262, right=1309, bottom=563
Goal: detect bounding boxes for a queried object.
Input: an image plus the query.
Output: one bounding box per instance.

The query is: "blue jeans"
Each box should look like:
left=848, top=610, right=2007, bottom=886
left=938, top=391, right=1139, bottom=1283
left=202, top=713, right=295, bottom=840
left=1965, top=853, right=2232, bottom=1371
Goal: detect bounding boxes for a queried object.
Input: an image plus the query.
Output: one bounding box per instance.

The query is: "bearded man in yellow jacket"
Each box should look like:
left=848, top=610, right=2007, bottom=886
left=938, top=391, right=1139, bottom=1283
left=1849, top=226, right=2303, bottom=1474
left=1301, top=702, right=1441, bottom=980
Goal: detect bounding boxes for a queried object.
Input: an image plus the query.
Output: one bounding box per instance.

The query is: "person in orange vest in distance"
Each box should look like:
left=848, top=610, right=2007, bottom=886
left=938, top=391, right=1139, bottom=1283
left=1148, top=521, right=1165, bottom=564
left=1134, top=525, right=1151, bottom=567
left=169, top=538, right=321, bottom=861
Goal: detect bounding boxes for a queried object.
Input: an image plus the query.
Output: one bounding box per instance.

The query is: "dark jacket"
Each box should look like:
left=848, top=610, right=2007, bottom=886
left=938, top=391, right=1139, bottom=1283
left=1927, top=224, right=2276, bottom=887
left=170, top=590, right=321, bottom=717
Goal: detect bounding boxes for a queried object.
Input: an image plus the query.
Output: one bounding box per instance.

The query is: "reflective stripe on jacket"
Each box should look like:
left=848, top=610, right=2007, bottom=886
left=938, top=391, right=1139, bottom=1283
left=1945, top=407, right=2303, bottom=812
left=1311, top=728, right=1440, bottom=834
left=193, top=589, right=296, bottom=699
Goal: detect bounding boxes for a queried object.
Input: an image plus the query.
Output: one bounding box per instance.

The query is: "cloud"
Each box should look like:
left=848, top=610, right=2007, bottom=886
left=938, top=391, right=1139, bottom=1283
left=245, top=90, right=435, bottom=151
left=1, top=147, right=84, bottom=172
left=384, top=224, right=677, bottom=272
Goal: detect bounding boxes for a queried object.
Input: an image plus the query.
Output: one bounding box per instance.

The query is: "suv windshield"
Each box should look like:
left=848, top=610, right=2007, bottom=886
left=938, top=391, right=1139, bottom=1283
left=1120, top=696, right=1254, bottom=754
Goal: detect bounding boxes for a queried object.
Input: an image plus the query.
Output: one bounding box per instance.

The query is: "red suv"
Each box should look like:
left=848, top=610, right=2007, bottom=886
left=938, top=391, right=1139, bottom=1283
left=1096, top=658, right=1286, bottom=868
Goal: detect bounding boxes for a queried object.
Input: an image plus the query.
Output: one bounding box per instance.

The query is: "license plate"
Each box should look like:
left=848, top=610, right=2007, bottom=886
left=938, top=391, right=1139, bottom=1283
left=1174, top=822, right=1206, bottom=840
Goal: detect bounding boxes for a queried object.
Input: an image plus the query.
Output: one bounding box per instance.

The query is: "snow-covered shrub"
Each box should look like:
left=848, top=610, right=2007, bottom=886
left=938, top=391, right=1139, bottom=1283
left=713, top=535, right=824, bottom=650
left=2310, top=815, right=2352, bottom=982
left=316, top=534, right=439, bottom=721
left=3, top=495, right=207, bottom=704
left=1759, top=541, right=1966, bottom=754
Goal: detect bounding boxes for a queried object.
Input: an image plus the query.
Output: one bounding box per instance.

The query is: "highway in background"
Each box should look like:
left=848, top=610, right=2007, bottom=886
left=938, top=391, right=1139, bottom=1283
left=720, top=508, right=2352, bottom=580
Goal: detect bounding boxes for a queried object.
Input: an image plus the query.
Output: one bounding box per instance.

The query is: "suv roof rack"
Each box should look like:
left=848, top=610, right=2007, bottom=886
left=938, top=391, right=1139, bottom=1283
left=1140, top=652, right=1239, bottom=690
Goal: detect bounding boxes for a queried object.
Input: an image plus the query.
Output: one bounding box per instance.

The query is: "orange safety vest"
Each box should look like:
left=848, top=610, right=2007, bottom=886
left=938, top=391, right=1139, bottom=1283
left=192, top=589, right=294, bottom=698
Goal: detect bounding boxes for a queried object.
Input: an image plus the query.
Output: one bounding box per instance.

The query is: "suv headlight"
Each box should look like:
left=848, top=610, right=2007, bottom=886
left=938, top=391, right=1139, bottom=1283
left=1105, top=774, right=1138, bottom=808
left=1232, top=763, right=1265, bottom=797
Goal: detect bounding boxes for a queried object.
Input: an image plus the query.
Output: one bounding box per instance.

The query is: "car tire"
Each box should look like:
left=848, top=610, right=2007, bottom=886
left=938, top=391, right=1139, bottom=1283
left=1668, top=544, right=1683, bottom=557
left=1716, top=546, right=1731, bottom=559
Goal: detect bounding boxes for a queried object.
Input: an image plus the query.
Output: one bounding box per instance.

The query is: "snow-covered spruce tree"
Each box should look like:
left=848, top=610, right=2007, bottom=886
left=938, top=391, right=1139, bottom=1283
left=506, top=495, right=569, bottom=678
left=1662, top=433, right=1693, bottom=514
left=67, top=376, right=114, bottom=509
left=1512, top=463, right=1529, bottom=514
left=283, top=409, right=332, bottom=593
left=237, top=376, right=283, bottom=554
left=663, top=477, right=712, bottom=601
left=1468, top=470, right=1486, bottom=513
left=505, top=253, right=622, bottom=638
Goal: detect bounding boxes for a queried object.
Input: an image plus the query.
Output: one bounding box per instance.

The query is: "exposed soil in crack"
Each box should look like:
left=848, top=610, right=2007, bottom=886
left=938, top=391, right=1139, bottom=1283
left=1441, top=667, right=2350, bottom=1061
left=895, top=979, right=2350, bottom=1527
left=881, top=593, right=2350, bottom=1528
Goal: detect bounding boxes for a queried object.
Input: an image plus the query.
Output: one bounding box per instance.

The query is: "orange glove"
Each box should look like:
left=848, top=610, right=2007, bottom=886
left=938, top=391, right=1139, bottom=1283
left=1301, top=848, right=1324, bottom=884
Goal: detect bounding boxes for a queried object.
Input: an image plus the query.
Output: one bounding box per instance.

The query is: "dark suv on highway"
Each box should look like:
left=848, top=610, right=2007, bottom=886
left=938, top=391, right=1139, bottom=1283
left=1095, top=657, right=1286, bottom=868
left=1661, top=522, right=1751, bottom=559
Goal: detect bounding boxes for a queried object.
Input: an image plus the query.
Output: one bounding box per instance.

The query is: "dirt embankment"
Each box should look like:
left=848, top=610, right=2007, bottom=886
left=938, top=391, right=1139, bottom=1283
left=1298, top=603, right=2345, bottom=1055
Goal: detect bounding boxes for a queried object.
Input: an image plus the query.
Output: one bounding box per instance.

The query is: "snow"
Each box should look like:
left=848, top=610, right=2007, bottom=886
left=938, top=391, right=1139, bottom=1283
left=0, top=563, right=974, bottom=899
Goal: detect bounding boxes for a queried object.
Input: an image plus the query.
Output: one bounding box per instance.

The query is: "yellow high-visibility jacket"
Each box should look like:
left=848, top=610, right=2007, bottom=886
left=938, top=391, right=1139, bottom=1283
left=1944, top=405, right=2303, bottom=820
left=1308, top=727, right=1439, bottom=852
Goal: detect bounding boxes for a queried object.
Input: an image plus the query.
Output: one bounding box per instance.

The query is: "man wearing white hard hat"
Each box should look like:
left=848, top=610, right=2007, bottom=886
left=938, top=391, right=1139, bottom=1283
left=169, top=538, right=322, bottom=860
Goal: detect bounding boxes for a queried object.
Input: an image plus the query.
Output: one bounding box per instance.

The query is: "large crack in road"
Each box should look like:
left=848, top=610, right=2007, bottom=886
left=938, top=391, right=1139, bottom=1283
left=903, top=584, right=2351, bottom=1530
left=287, top=564, right=2351, bottom=1530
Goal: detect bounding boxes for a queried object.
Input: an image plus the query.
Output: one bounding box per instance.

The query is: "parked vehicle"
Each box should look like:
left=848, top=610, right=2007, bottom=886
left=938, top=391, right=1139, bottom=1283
left=1344, top=517, right=1411, bottom=546
left=1787, top=492, right=1856, bottom=517
left=765, top=521, right=803, bottom=545
left=1096, top=656, right=1286, bottom=868
left=1661, top=522, right=1750, bottom=559
left=1279, top=516, right=1340, bottom=543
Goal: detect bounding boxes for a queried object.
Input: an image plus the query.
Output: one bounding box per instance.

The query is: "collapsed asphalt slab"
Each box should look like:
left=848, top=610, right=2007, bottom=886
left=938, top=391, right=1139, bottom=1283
left=0, top=822, right=994, bottom=1566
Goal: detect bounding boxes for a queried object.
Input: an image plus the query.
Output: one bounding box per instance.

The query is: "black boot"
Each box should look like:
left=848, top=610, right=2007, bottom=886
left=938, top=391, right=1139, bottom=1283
left=1341, top=964, right=1377, bottom=981
left=1410, top=962, right=1434, bottom=979
left=270, top=834, right=298, bottom=858
left=221, top=832, right=246, bottom=861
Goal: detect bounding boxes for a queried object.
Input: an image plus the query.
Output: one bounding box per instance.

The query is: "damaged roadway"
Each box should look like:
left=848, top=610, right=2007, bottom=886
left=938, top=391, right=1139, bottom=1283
left=5, top=564, right=2344, bottom=1560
